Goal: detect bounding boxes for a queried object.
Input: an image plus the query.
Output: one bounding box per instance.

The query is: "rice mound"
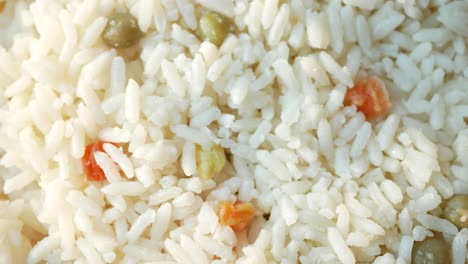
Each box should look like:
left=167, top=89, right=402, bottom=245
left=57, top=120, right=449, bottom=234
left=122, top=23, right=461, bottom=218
left=0, top=0, right=467, bottom=263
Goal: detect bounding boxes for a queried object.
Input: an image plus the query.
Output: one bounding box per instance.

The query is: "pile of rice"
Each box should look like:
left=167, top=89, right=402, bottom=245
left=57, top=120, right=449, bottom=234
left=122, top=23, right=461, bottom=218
left=0, top=0, right=467, bottom=263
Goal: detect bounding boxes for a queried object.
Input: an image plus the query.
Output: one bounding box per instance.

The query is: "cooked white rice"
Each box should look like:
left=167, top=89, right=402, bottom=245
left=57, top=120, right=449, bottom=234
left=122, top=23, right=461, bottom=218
left=0, top=0, right=467, bottom=263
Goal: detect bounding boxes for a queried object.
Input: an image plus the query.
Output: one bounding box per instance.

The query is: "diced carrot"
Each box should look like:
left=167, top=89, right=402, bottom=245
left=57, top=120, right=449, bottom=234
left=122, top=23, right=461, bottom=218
left=82, top=141, right=120, bottom=181
left=218, top=201, right=255, bottom=232
left=344, top=76, right=391, bottom=120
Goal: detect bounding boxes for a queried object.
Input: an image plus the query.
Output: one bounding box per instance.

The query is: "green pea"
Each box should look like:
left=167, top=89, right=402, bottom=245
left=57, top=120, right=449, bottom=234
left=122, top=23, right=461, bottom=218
left=102, top=13, right=142, bottom=48
left=197, top=12, right=233, bottom=47
left=443, top=194, right=468, bottom=230
left=411, top=238, right=450, bottom=264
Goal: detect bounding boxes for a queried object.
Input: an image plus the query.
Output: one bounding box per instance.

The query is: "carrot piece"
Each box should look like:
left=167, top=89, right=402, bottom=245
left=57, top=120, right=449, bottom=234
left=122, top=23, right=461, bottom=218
left=218, top=201, right=255, bottom=232
left=82, top=141, right=120, bottom=181
left=344, top=76, right=391, bottom=120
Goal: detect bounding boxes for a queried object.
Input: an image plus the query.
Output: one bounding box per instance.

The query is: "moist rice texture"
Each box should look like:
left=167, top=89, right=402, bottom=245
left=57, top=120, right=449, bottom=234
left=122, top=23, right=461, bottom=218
left=0, top=0, right=467, bottom=263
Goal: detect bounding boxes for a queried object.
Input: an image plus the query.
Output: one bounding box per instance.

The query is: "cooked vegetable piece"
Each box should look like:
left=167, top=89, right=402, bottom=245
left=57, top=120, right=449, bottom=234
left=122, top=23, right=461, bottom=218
left=443, top=194, right=468, bottom=230
left=197, top=12, right=233, bottom=47
left=102, top=13, right=142, bottom=48
left=218, top=201, right=255, bottom=231
left=411, top=238, right=450, bottom=264
left=196, top=144, right=226, bottom=179
left=82, top=141, right=119, bottom=181
left=344, top=76, right=391, bottom=120
left=0, top=1, right=6, bottom=12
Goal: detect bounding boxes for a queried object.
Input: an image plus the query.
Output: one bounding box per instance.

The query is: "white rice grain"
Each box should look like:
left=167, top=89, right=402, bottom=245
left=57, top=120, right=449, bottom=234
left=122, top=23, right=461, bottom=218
left=397, top=236, right=413, bottom=264
left=350, top=122, right=372, bottom=158
left=352, top=215, right=385, bottom=235
left=101, top=182, right=145, bottom=196
left=335, top=146, right=351, bottom=178
left=76, top=238, right=104, bottom=264
left=103, top=143, right=134, bottom=179
left=279, top=195, right=298, bottom=226
left=376, top=114, right=400, bottom=151
left=99, top=127, right=132, bottom=143
left=325, top=84, right=347, bottom=116
left=180, top=234, right=209, bottom=264
left=171, top=125, right=214, bottom=149
left=416, top=214, right=458, bottom=235
left=328, top=227, right=356, bottom=264
left=151, top=203, right=172, bottom=241
left=59, top=10, right=78, bottom=63
left=101, top=94, right=124, bottom=115
left=319, top=51, right=353, bottom=87
left=4, top=76, right=32, bottom=98
left=336, top=204, right=350, bottom=237
left=318, top=119, right=334, bottom=161
left=256, top=150, right=291, bottom=181
left=4, top=171, right=38, bottom=194
left=306, top=11, right=330, bottom=49
left=110, top=56, right=126, bottom=95
left=194, top=234, right=233, bottom=260
left=267, top=4, right=289, bottom=46
left=175, top=0, right=197, bottom=30
left=452, top=229, right=468, bottom=264
left=191, top=54, right=206, bottom=98
left=149, top=186, right=183, bottom=205
left=230, top=73, right=250, bottom=105
left=299, top=55, right=331, bottom=86
left=272, top=59, right=299, bottom=92
left=410, top=42, right=432, bottom=63
left=346, top=231, right=370, bottom=247
left=161, top=59, right=186, bottom=97
left=28, top=234, right=61, bottom=264
left=406, top=128, right=437, bottom=158
left=127, top=209, right=156, bottom=243
left=288, top=23, right=305, bottom=49
left=246, top=0, right=263, bottom=38
left=66, top=190, right=102, bottom=217
left=124, top=79, right=140, bottom=123
left=102, top=208, right=121, bottom=224
left=181, top=142, right=196, bottom=177
left=396, top=54, right=421, bottom=84
left=345, top=195, right=372, bottom=217
left=261, top=0, right=278, bottom=30
left=341, top=6, right=356, bottom=43
left=327, top=5, right=343, bottom=54
left=372, top=10, right=405, bottom=40
left=271, top=219, right=287, bottom=260
left=343, top=0, right=377, bottom=10
left=195, top=0, right=233, bottom=17
left=380, top=180, right=403, bottom=204
left=80, top=17, right=107, bottom=48
left=249, top=120, right=272, bottom=148
left=145, top=42, right=170, bottom=76
left=413, top=28, right=452, bottom=43
left=431, top=173, right=454, bottom=199
left=171, top=24, right=199, bottom=49
left=190, top=107, right=221, bottom=128
left=207, top=55, right=231, bottom=82
left=355, top=15, right=372, bottom=51
left=58, top=208, right=75, bottom=252
left=339, top=114, right=366, bottom=142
